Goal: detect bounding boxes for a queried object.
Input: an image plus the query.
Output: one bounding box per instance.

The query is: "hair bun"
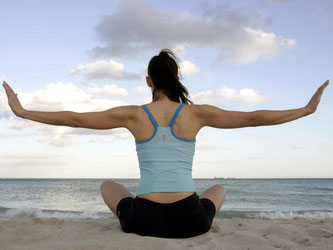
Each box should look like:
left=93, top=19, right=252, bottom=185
left=159, top=51, right=168, bottom=56
left=158, top=51, right=169, bottom=62
left=148, top=48, right=193, bottom=104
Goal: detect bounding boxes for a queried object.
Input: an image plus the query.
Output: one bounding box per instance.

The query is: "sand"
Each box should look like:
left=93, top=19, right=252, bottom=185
left=0, top=217, right=332, bottom=250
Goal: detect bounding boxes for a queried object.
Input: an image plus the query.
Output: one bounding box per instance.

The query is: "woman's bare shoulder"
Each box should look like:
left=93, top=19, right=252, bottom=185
left=189, top=103, right=255, bottom=129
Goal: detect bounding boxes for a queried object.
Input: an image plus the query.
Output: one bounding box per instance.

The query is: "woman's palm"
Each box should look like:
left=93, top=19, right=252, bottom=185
left=305, top=80, right=329, bottom=114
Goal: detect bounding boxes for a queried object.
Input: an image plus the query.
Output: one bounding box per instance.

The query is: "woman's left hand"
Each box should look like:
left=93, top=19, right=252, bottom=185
left=2, top=81, right=25, bottom=117
left=304, top=80, right=329, bottom=114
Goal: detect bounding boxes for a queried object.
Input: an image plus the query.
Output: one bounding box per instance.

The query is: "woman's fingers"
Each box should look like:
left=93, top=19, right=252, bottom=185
left=318, top=80, right=329, bottom=95
left=3, top=81, right=18, bottom=102
left=2, top=82, right=10, bottom=96
left=3, top=81, right=13, bottom=89
left=305, top=80, right=329, bottom=114
left=321, top=80, right=329, bottom=89
left=2, top=81, right=14, bottom=96
left=314, top=80, right=329, bottom=97
left=324, top=79, right=329, bottom=85
left=2, top=81, right=25, bottom=117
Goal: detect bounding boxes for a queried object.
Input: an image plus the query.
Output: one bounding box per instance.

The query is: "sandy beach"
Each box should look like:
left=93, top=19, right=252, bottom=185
left=1, top=217, right=332, bottom=250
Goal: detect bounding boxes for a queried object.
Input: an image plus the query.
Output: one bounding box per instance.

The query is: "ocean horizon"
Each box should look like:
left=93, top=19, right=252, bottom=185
left=1, top=178, right=332, bottom=221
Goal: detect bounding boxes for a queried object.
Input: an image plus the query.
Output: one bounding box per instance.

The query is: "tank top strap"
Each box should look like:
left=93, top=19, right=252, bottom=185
left=142, top=105, right=159, bottom=127
left=169, top=103, right=185, bottom=127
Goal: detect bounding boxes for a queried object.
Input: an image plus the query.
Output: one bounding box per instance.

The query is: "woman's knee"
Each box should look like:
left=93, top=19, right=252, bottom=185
left=213, top=184, right=226, bottom=194
left=213, top=184, right=227, bottom=201
left=100, top=180, right=114, bottom=191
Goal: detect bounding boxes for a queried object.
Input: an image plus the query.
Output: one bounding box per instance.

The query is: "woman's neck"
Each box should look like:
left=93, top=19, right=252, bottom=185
left=152, top=89, right=170, bottom=102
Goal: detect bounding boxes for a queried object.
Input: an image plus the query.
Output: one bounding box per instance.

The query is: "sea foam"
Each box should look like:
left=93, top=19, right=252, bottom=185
left=0, top=206, right=111, bottom=220
left=254, top=210, right=333, bottom=219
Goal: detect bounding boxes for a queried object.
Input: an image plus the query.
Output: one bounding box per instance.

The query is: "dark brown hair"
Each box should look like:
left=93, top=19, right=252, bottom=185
left=148, top=49, right=193, bottom=104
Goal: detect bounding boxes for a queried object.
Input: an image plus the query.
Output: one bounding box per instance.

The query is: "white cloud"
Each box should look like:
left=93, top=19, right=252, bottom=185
left=171, top=44, right=188, bottom=58
left=196, top=144, right=233, bottom=151
left=192, top=85, right=270, bottom=104
left=69, top=59, right=140, bottom=81
left=34, top=121, right=131, bottom=147
left=113, top=130, right=132, bottom=140
left=0, top=131, right=35, bottom=138
left=0, top=92, right=9, bottom=112
left=141, top=64, right=148, bottom=75
left=2, top=153, right=57, bottom=160
left=32, top=82, right=91, bottom=108
left=227, top=27, right=296, bottom=64
left=38, top=134, right=78, bottom=147
left=66, top=127, right=129, bottom=137
left=112, top=153, right=129, bottom=158
left=142, top=97, right=152, bottom=104
left=1, top=153, right=65, bottom=166
left=85, top=84, right=128, bottom=97
left=90, top=136, right=111, bottom=143
left=133, top=86, right=149, bottom=94
left=179, top=61, right=200, bottom=76
left=6, top=119, right=36, bottom=130
left=0, top=112, right=10, bottom=119
left=191, top=90, right=218, bottom=105
left=90, top=0, right=295, bottom=65
left=0, top=82, right=128, bottom=114
left=197, top=144, right=220, bottom=150
left=219, top=85, right=270, bottom=103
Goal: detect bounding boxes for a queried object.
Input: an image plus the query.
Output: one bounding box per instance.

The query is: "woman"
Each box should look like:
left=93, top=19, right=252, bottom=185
left=2, top=49, right=329, bottom=238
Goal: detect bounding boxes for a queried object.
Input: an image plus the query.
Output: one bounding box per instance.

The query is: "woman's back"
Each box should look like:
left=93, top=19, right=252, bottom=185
left=130, top=99, right=200, bottom=143
left=127, top=99, right=201, bottom=203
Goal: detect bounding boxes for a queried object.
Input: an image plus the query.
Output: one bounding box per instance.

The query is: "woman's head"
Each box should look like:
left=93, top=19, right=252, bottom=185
left=147, top=49, right=193, bottom=104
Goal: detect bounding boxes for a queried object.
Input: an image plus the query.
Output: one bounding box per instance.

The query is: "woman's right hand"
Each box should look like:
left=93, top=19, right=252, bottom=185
left=305, top=80, right=329, bottom=114
left=2, top=81, right=26, bottom=117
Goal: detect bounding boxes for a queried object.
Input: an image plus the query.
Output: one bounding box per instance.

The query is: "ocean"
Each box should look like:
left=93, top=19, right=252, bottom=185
left=0, top=178, right=332, bottom=220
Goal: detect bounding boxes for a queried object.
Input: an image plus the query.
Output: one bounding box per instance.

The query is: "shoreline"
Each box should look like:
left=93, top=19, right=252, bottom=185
left=1, top=217, right=332, bottom=249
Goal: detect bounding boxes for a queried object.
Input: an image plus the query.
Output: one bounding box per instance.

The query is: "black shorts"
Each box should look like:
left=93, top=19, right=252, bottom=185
left=116, top=192, right=216, bottom=238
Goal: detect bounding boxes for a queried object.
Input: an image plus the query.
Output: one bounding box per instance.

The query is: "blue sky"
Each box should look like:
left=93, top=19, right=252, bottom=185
left=0, top=0, right=332, bottom=178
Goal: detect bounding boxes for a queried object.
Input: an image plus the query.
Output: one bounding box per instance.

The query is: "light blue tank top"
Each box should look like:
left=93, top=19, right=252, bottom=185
left=135, top=102, right=196, bottom=196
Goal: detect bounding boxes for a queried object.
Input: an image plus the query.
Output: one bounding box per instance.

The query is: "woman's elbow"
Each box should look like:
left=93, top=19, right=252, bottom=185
left=69, top=111, right=82, bottom=127
left=248, top=112, right=260, bottom=127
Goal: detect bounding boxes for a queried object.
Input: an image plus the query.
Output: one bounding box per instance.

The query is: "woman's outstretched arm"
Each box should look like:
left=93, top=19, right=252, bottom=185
left=2, top=81, right=136, bottom=129
left=195, top=80, right=329, bottom=129
left=251, top=80, right=329, bottom=126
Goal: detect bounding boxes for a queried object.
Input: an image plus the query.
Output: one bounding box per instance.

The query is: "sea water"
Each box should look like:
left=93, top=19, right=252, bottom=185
left=0, top=178, right=332, bottom=220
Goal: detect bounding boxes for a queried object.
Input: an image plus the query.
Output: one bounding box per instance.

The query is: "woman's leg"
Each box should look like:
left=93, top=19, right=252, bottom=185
left=100, top=180, right=134, bottom=217
left=199, top=184, right=226, bottom=216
